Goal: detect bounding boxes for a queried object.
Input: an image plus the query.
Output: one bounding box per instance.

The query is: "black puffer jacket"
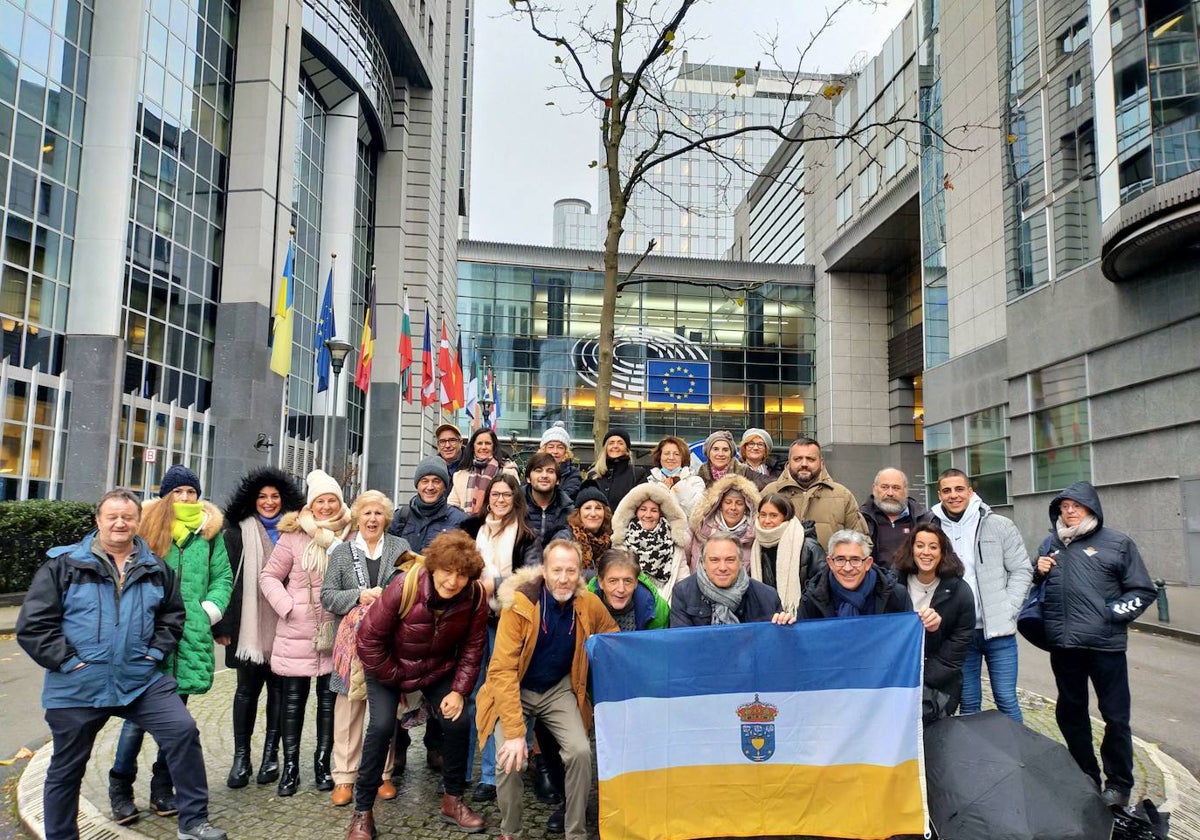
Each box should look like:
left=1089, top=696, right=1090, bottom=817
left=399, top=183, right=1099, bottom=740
left=798, top=567, right=912, bottom=619
left=897, top=572, right=975, bottom=718
left=524, top=485, right=573, bottom=553
left=1036, top=481, right=1155, bottom=651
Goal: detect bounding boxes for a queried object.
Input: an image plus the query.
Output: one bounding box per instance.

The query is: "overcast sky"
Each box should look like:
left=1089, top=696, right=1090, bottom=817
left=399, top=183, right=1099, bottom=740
left=468, top=0, right=914, bottom=245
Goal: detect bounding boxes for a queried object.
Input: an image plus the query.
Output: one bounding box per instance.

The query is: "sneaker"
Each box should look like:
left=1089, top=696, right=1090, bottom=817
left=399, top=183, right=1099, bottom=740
left=177, top=821, right=228, bottom=840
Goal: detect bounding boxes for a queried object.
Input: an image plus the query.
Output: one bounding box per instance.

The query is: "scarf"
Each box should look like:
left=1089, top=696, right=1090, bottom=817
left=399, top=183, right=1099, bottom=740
left=745, top=460, right=770, bottom=475
left=172, top=502, right=204, bottom=547
left=413, top=494, right=448, bottom=520
left=714, top=512, right=752, bottom=543
left=623, top=518, right=676, bottom=586
left=235, top=516, right=278, bottom=664
left=750, top=518, right=806, bottom=613
left=297, top=506, right=351, bottom=578
left=708, top=464, right=730, bottom=483
left=1057, top=515, right=1099, bottom=545
left=830, top=567, right=878, bottom=618
left=601, top=592, right=638, bottom=632
left=569, top=519, right=611, bottom=569
left=694, top=563, right=751, bottom=625
left=476, top=516, right=518, bottom=577
left=465, top=458, right=501, bottom=515
left=260, top=511, right=283, bottom=544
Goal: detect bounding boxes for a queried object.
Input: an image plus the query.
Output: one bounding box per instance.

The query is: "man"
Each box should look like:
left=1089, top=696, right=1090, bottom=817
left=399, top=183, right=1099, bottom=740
left=670, top=535, right=795, bottom=626
left=389, top=455, right=468, bottom=551
left=435, top=423, right=464, bottom=481
left=17, top=489, right=227, bottom=840
left=476, top=540, right=619, bottom=840
left=930, top=469, right=1032, bottom=722
left=523, top=451, right=574, bottom=553
left=762, top=437, right=868, bottom=549
left=1036, top=481, right=1155, bottom=808
left=799, top=530, right=911, bottom=619
left=861, top=468, right=933, bottom=569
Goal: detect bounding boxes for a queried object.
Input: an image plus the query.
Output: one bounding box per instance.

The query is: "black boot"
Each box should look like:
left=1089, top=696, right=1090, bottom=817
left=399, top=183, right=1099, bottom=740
left=257, top=673, right=282, bottom=784
left=532, top=754, right=561, bottom=805
left=391, top=726, right=409, bottom=780
left=108, top=770, right=139, bottom=825
left=148, top=760, right=178, bottom=817
left=313, top=674, right=335, bottom=791
left=277, top=676, right=308, bottom=797
left=227, top=683, right=256, bottom=789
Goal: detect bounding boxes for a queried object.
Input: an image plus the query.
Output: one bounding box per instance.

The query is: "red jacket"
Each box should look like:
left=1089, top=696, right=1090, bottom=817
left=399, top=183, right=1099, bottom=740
left=356, top=566, right=488, bottom=695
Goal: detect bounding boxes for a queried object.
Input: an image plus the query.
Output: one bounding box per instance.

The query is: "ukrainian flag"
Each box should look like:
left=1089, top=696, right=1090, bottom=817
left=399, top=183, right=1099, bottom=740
left=269, top=242, right=295, bottom=377
left=586, top=613, right=927, bottom=840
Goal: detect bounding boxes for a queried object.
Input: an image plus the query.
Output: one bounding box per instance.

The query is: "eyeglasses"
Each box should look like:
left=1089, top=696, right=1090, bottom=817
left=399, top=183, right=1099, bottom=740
left=437, top=438, right=460, bottom=446
left=829, top=556, right=867, bottom=569
left=744, top=441, right=766, bottom=448
left=490, top=491, right=514, bottom=499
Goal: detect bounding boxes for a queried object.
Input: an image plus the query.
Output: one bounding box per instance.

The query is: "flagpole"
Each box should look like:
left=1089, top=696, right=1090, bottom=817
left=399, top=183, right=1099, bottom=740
left=358, top=264, right=376, bottom=495
left=277, top=374, right=288, bottom=469
left=321, top=252, right=337, bottom=470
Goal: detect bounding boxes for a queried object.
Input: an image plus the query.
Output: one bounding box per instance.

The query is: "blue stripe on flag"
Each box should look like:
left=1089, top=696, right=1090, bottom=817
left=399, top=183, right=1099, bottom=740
left=586, top=613, right=923, bottom=702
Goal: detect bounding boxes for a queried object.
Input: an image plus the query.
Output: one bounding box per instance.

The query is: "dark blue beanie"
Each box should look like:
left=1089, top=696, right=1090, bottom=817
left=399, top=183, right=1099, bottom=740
left=160, top=465, right=201, bottom=498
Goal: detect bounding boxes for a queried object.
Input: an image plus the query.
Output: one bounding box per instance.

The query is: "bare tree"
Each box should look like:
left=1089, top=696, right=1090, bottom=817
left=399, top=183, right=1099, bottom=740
left=511, top=0, right=968, bottom=454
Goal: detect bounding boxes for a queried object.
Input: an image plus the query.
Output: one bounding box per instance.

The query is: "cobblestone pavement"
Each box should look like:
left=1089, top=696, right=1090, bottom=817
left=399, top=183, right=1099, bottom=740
left=16, top=670, right=1189, bottom=840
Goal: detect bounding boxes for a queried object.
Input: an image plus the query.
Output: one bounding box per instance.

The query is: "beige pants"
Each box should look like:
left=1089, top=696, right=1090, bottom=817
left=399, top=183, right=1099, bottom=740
left=495, top=676, right=592, bottom=840
left=332, top=692, right=394, bottom=785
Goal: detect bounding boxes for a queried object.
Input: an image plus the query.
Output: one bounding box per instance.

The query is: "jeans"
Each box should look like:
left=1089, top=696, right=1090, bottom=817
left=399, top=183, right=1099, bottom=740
left=112, top=694, right=190, bottom=777
left=45, top=677, right=208, bottom=840
left=1050, top=647, right=1133, bottom=793
left=465, top=625, right=497, bottom=785
left=960, top=631, right=1023, bottom=723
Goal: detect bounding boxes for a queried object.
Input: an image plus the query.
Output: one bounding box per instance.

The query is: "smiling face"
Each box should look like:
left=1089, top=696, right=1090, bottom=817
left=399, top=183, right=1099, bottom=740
left=543, top=440, right=567, bottom=463
left=579, top=500, right=606, bottom=531
left=416, top=475, right=445, bottom=504
left=936, top=475, right=974, bottom=517
left=600, top=564, right=638, bottom=611
left=487, top=481, right=515, bottom=517
left=311, top=492, right=342, bottom=519
left=827, top=540, right=873, bottom=590
left=720, top=493, right=746, bottom=527
left=358, top=503, right=387, bottom=541
left=528, top=464, right=558, bottom=494
left=658, top=442, right=683, bottom=470
left=96, top=498, right=140, bottom=553
left=432, top=567, right=469, bottom=599
left=605, top=436, right=628, bottom=459
left=742, top=436, right=767, bottom=466
left=708, top=440, right=733, bottom=470
left=702, top=539, right=741, bottom=588
left=757, top=501, right=786, bottom=529
left=912, top=531, right=941, bottom=580
left=473, top=433, right=495, bottom=460
left=544, top=545, right=581, bottom=603
left=437, top=430, right=462, bottom=463
left=255, top=486, right=282, bottom=518
left=635, top=499, right=661, bottom=530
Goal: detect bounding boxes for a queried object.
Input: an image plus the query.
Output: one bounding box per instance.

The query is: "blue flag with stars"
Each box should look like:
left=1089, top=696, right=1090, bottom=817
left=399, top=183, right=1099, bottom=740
left=315, top=268, right=335, bottom=393
left=646, top=359, right=711, bottom=405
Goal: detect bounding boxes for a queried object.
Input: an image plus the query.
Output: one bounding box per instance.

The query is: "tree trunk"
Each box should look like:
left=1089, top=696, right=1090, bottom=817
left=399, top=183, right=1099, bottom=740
left=594, top=197, right=625, bottom=456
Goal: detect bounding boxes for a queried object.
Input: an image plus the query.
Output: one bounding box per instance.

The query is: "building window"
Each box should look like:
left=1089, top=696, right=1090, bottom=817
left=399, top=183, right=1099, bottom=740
left=884, top=135, right=907, bottom=180
left=923, top=408, right=1010, bottom=504
left=923, top=420, right=954, bottom=500
left=1029, top=356, right=1090, bottom=491
left=857, top=163, right=879, bottom=204
left=1067, top=70, right=1083, bottom=108
left=1060, top=20, right=1089, bottom=54
left=835, top=139, right=850, bottom=175
left=836, top=186, right=853, bottom=226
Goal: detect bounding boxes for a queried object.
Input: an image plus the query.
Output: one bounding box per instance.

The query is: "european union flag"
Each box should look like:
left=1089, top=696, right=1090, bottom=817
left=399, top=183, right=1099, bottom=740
left=645, top=359, right=710, bottom=405
left=314, top=268, right=335, bottom=393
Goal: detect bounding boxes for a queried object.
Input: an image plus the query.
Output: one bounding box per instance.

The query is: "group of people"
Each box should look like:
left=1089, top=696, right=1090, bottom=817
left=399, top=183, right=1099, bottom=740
left=16, top=425, right=1157, bottom=840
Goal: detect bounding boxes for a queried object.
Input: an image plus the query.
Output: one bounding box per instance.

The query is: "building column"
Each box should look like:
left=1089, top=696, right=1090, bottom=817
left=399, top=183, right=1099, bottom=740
left=60, top=0, right=146, bottom=500
left=208, top=0, right=301, bottom=502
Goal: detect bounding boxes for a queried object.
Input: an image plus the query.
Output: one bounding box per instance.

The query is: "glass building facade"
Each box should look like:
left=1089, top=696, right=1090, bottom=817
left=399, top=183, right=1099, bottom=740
left=458, top=248, right=816, bottom=446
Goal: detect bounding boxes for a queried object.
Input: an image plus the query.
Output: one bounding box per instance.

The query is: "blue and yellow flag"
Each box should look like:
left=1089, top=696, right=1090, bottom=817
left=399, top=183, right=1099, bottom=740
left=269, top=242, right=295, bottom=377
left=586, top=613, right=928, bottom=840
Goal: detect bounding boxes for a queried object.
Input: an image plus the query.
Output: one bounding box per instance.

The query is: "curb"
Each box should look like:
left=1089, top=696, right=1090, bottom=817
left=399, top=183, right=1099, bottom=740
left=1132, top=620, right=1200, bottom=646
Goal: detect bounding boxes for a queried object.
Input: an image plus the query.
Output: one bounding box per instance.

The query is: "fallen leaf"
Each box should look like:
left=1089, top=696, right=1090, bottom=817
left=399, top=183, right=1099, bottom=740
left=0, top=747, right=34, bottom=766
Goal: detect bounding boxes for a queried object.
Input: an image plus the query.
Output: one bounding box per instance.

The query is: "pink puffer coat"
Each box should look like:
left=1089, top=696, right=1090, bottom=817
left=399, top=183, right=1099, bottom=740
left=259, top=514, right=334, bottom=677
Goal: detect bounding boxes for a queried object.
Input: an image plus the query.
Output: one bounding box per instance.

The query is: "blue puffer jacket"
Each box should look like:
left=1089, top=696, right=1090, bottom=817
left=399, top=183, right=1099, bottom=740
left=17, top=534, right=185, bottom=709
left=1036, top=481, right=1156, bottom=651
left=389, top=495, right=468, bottom=551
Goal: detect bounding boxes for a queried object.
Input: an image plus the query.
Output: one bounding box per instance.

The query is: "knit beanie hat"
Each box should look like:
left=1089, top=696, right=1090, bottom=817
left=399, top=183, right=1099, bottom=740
left=603, top=429, right=631, bottom=450
left=741, top=428, right=774, bottom=451
left=574, top=486, right=610, bottom=510
left=414, top=455, right=451, bottom=487
left=703, top=430, right=735, bottom=459
left=540, top=421, right=571, bottom=449
left=160, top=465, right=201, bottom=498
left=305, top=469, right=344, bottom=507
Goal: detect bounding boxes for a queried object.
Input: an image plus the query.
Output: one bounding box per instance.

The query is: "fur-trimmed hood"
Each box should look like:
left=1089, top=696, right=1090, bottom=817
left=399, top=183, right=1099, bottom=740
left=139, top=497, right=224, bottom=559
left=222, top=467, right=305, bottom=525
left=496, top=564, right=589, bottom=612
left=612, top=482, right=689, bottom=548
left=689, top=473, right=761, bottom=533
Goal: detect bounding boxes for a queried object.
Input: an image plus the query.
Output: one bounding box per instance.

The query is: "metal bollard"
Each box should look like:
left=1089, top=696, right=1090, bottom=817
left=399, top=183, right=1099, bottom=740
left=1154, top=579, right=1170, bottom=623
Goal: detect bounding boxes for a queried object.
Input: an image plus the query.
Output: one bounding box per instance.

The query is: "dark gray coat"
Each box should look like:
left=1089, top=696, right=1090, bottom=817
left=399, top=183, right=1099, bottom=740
left=669, top=575, right=782, bottom=627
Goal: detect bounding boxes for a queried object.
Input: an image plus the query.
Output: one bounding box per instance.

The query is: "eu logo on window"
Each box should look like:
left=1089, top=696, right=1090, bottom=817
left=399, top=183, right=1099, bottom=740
left=645, top=360, right=711, bottom=406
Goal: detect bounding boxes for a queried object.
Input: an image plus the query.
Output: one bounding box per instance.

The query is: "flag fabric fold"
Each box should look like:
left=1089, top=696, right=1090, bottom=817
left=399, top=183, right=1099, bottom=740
left=420, top=309, right=437, bottom=408
left=586, top=614, right=928, bottom=840
left=465, top=341, right=479, bottom=426
left=268, top=242, right=295, bottom=377
left=399, top=291, right=414, bottom=403
left=314, top=267, right=335, bottom=393
left=451, top=334, right=465, bottom=410
left=438, top=321, right=453, bottom=410
left=354, top=272, right=376, bottom=393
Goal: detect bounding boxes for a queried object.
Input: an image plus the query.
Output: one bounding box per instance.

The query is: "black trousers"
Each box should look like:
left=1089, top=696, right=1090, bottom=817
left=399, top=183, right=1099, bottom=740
left=355, top=673, right=470, bottom=810
left=1050, top=646, right=1134, bottom=793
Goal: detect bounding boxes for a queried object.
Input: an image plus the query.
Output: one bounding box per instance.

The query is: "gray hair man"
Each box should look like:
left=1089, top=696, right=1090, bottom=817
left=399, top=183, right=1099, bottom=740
left=861, top=468, right=934, bottom=570
left=798, top=529, right=911, bottom=619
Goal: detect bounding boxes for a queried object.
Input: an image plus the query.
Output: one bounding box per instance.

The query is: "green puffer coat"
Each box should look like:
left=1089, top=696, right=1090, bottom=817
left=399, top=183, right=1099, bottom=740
left=139, top=498, right=233, bottom=695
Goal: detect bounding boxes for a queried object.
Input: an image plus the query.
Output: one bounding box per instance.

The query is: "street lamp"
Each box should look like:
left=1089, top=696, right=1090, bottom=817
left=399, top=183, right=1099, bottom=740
left=323, top=338, right=354, bottom=473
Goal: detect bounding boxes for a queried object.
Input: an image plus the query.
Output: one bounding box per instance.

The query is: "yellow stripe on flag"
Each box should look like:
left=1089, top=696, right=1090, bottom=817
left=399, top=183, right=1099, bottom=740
left=598, top=760, right=925, bottom=840
left=268, top=273, right=292, bottom=376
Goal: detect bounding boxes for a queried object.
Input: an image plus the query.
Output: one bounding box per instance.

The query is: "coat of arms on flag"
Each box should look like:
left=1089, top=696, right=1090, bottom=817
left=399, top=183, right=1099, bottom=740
left=738, top=694, right=778, bottom=763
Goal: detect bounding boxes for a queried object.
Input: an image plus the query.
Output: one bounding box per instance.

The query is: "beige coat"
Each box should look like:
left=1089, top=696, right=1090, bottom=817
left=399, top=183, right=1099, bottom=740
left=611, top=482, right=691, bottom=601
left=761, top=467, right=868, bottom=551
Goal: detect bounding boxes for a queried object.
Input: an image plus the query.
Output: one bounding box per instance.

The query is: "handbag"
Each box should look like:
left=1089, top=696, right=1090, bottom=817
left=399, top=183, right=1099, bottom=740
left=1017, top=578, right=1050, bottom=650
left=307, top=573, right=335, bottom=654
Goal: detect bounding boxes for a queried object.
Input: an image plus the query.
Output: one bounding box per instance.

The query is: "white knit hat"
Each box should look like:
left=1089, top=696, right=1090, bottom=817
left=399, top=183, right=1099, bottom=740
left=540, top=421, right=571, bottom=448
left=741, top=428, right=774, bottom=450
left=305, top=469, right=344, bottom=507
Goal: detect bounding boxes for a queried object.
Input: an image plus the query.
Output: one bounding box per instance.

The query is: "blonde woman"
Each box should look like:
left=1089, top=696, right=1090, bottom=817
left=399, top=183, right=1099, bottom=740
left=259, top=469, right=350, bottom=797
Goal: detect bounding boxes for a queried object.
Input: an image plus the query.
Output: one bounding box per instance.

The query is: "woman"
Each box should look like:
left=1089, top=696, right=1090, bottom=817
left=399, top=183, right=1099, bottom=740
left=259, top=469, right=351, bottom=796
left=587, top=549, right=670, bottom=631
left=646, top=436, right=705, bottom=515
left=697, top=430, right=754, bottom=488
left=215, top=467, right=304, bottom=791
left=893, top=523, right=976, bottom=722
left=540, top=422, right=582, bottom=503
left=349, top=531, right=489, bottom=838
left=448, top=428, right=517, bottom=516
left=687, top=474, right=760, bottom=571
left=107, top=465, right=233, bottom=824
left=740, top=428, right=780, bottom=490
left=611, top=482, right=690, bottom=601
left=750, top=494, right=824, bottom=615
left=567, top=487, right=613, bottom=571
left=584, top=429, right=647, bottom=511
left=321, top=491, right=411, bottom=806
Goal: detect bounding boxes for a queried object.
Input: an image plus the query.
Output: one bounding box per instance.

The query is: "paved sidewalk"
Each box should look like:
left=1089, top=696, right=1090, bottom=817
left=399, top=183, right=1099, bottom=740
left=14, top=668, right=1200, bottom=840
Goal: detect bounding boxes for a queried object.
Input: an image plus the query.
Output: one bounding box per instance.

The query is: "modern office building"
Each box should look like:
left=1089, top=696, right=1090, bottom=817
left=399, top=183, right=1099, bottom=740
left=736, top=0, right=1200, bottom=584
left=551, top=197, right=598, bottom=250
left=596, top=54, right=826, bottom=259
left=0, top=0, right=473, bottom=503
